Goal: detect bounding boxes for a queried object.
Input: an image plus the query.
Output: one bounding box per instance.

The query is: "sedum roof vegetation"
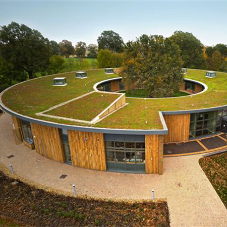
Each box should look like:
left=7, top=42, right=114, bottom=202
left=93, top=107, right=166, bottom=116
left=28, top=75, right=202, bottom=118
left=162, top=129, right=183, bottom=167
left=2, top=69, right=227, bottom=130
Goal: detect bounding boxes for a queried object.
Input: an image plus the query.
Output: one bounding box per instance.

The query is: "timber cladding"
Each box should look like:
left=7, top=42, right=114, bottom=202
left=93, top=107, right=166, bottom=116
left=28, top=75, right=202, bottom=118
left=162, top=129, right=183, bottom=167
left=164, top=114, right=190, bottom=143
left=68, top=131, right=106, bottom=171
left=30, top=123, right=65, bottom=163
left=110, top=80, right=120, bottom=92
left=145, top=135, right=163, bottom=174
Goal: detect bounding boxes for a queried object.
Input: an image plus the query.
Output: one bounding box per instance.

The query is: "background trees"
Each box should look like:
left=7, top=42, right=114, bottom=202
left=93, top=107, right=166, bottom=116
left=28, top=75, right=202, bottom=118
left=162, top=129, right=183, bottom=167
left=0, top=22, right=51, bottom=79
left=59, top=40, right=75, bottom=57
left=120, top=35, right=183, bottom=98
left=75, top=41, right=86, bottom=58
left=87, top=44, right=98, bottom=58
left=97, top=30, right=124, bottom=53
left=97, top=49, right=123, bottom=68
left=170, top=31, right=205, bottom=69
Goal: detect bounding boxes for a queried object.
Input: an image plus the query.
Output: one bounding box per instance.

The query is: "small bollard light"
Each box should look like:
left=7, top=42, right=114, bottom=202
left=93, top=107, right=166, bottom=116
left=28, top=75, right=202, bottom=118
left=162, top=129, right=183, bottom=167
left=73, top=184, right=76, bottom=196
left=9, top=164, right=14, bottom=174
left=152, top=189, right=155, bottom=200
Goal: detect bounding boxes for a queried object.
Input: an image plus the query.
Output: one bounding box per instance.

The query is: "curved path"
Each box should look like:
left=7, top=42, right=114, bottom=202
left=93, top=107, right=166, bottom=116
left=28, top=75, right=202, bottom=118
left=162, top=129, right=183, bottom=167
left=0, top=113, right=226, bottom=227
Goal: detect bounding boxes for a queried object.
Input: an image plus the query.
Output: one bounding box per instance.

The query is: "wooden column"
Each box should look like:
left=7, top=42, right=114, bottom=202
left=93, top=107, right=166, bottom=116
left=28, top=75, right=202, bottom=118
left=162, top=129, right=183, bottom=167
left=145, top=135, right=163, bottom=174
left=164, top=114, right=190, bottom=143
left=31, top=123, right=65, bottom=163
left=68, top=131, right=106, bottom=171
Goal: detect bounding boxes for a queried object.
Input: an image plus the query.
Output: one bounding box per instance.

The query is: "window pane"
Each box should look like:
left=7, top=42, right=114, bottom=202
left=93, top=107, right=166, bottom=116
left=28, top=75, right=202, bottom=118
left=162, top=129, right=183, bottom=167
left=135, top=152, right=145, bottom=163
left=115, top=151, right=125, bottom=162
left=125, top=151, right=135, bottom=163
left=106, top=141, right=114, bottom=148
left=136, top=142, right=145, bottom=149
left=106, top=150, right=115, bottom=162
left=115, top=142, right=124, bottom=149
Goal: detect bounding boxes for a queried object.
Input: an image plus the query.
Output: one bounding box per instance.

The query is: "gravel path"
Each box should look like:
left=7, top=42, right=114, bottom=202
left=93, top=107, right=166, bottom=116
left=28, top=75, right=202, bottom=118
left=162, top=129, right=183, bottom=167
left=0, top=113, right=226, bottom=227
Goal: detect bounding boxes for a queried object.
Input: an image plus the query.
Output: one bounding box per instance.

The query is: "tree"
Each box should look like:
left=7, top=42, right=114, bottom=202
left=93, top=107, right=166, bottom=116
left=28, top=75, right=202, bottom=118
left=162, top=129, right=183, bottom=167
left=47, top=55, right=65, bottom=74
left=75, top=41, right=86, bottom=58
left=213, top=44, right=227, bottom=57
left=59, top=40, right=75, bottom=57
left=0, top=22, right=51, bottom=79
left=97, top=30, right=124, bottom=53
left=87, top=44, right=98, bottom=58
left=206, top=46, right=214, bottom=58
left=170, top=31, right=205, bottom=69
left=97, top=49, right=123, bottom=68
left=211, top=50, right=223, bottom=71
left=49, top=40, right=60, bottom=55
left=120, top=35, right=183, bottom=98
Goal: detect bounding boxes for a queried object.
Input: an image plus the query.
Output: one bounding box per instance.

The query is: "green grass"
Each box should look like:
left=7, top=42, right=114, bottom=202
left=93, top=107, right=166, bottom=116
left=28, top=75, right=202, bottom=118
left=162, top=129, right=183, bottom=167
left=120, top=89, right=189, bottom=98
left=0, top=217, right=20, bottom=227
left=2, top=69, right=227, bottom=130
left=61, top=58, right=97, bottom=72
left=45, top=92, right=120, bottom=121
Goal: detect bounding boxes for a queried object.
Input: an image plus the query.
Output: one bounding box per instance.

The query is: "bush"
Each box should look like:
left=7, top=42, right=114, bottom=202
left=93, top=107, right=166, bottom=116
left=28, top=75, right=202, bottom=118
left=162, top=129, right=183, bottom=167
left=48, top=55, right=65, bottom=74
left=97, top=49, right=123, bottom=68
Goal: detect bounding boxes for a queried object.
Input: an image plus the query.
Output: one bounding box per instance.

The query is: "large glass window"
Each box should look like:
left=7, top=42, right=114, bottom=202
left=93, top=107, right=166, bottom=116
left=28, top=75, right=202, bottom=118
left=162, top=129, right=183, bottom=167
left=105, top=136, right=145, bottom=173
left=21, top=120, right=34, bottom=144
left=190, top=109, right=227, bottom=138
left=185, top=81, right=195, bottom=92
left=60, top=129, right=72, bottom=164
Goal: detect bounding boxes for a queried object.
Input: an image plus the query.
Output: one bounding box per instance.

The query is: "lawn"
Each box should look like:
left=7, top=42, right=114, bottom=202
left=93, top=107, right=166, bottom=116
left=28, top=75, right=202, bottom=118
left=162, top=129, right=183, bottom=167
left=199, top=152, right=227, bottom=208
left=45, top=92, right=121, bottom=121
left=61, top=58, right=97, bottom=72
left=0, top=171, right=170, bottom=227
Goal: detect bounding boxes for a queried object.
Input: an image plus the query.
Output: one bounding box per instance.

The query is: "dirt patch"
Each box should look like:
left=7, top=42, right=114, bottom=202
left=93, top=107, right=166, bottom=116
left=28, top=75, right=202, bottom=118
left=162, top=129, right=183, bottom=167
left=0, top=171, right=170, bottom=227
left=199, top=152, right=227, bottom=208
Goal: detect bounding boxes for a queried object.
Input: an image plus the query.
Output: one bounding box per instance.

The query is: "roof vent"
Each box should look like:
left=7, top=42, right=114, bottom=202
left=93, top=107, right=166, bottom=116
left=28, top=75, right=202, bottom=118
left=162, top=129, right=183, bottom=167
left=75, top=71, right=87, bottom=79
left=53, top=77, right=67, bottom=86
left=206, top=71, right=216, bottom=78
left=181, top=68, right=187, bottom=74
left=105, top=68, right=114, bottom=74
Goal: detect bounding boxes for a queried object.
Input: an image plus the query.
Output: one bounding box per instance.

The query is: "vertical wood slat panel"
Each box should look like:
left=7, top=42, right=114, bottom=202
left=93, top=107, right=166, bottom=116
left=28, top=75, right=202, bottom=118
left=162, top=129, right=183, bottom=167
left=68, top=131, right=106, bottom=171
left=31, top=123, right=65, bottom=163
left=110, top=80, right=120, bottom=92
left=11, top=116, right=23, bottom=144
left=145, top=135, right=163, bottom=174
left=12, top=116, right=22, bottom=129
left=164, top=114, right=190, bottom=143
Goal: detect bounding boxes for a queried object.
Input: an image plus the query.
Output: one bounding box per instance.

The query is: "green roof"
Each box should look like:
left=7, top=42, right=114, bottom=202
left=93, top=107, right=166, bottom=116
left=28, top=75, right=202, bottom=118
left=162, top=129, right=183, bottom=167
left=2, top=69, right=227, bottom=130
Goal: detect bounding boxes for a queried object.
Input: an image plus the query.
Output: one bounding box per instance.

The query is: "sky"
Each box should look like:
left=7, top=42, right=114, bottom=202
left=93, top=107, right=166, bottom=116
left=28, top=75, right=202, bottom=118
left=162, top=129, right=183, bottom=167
left=0, top=0, right=226, bottom=47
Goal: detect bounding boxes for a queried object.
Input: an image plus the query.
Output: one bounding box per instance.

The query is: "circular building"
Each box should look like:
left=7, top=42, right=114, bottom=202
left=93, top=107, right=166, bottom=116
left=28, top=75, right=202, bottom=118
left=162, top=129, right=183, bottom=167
left=1, top=69, right=227, bottom=174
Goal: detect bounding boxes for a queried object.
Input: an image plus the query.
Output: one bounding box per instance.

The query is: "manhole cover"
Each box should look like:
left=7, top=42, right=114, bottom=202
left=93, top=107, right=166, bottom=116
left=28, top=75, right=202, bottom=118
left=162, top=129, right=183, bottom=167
left=60, top=174, right=67, bottom=179
left=167, top=150, right=172, bottom=154
left=7, top=155, right=14, bottom=159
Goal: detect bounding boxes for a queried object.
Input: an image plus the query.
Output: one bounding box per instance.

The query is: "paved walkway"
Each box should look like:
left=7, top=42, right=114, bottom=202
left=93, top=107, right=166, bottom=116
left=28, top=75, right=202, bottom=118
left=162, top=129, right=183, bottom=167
left=0, top=113, right=227, bottom=227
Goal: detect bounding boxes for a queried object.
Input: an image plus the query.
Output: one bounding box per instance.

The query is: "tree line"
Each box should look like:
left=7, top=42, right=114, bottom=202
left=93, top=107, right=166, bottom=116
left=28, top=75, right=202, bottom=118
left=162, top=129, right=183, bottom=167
left=0, top=21, right=227, bottom=94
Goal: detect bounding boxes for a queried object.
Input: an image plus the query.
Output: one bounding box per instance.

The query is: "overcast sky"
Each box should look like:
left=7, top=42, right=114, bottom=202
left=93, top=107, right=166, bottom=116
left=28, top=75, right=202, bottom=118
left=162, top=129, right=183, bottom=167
left=0, top=0, right=226, bottom=47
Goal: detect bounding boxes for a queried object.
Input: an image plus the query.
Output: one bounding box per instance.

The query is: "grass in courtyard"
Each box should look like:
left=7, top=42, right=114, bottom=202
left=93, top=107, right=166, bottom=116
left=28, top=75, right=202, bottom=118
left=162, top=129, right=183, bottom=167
left=120, top=89, right=189, bottom=98
left=45, top=92, right=121, bottom=121
left=199, top=152, right=227, bottom=208
left=0, top=171, right=170, bottom=227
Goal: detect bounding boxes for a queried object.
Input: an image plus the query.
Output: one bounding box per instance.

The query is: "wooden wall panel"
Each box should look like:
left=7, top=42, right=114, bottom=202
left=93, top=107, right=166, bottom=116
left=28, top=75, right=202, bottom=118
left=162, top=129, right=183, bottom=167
left=164, top=114, right=190, bottom=143
left=195, top=83, right=203, bottom=93
left=31, top=123, right=65, bottom=163
left=11, top=116, right=23, bottom=143
left=145, top=135, right=163, bottom=174
left=68, top=131, right=106, bottom=171
left=12, top=116, right=22, bottom=129
left=110, top=80, right=120, bottom=92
